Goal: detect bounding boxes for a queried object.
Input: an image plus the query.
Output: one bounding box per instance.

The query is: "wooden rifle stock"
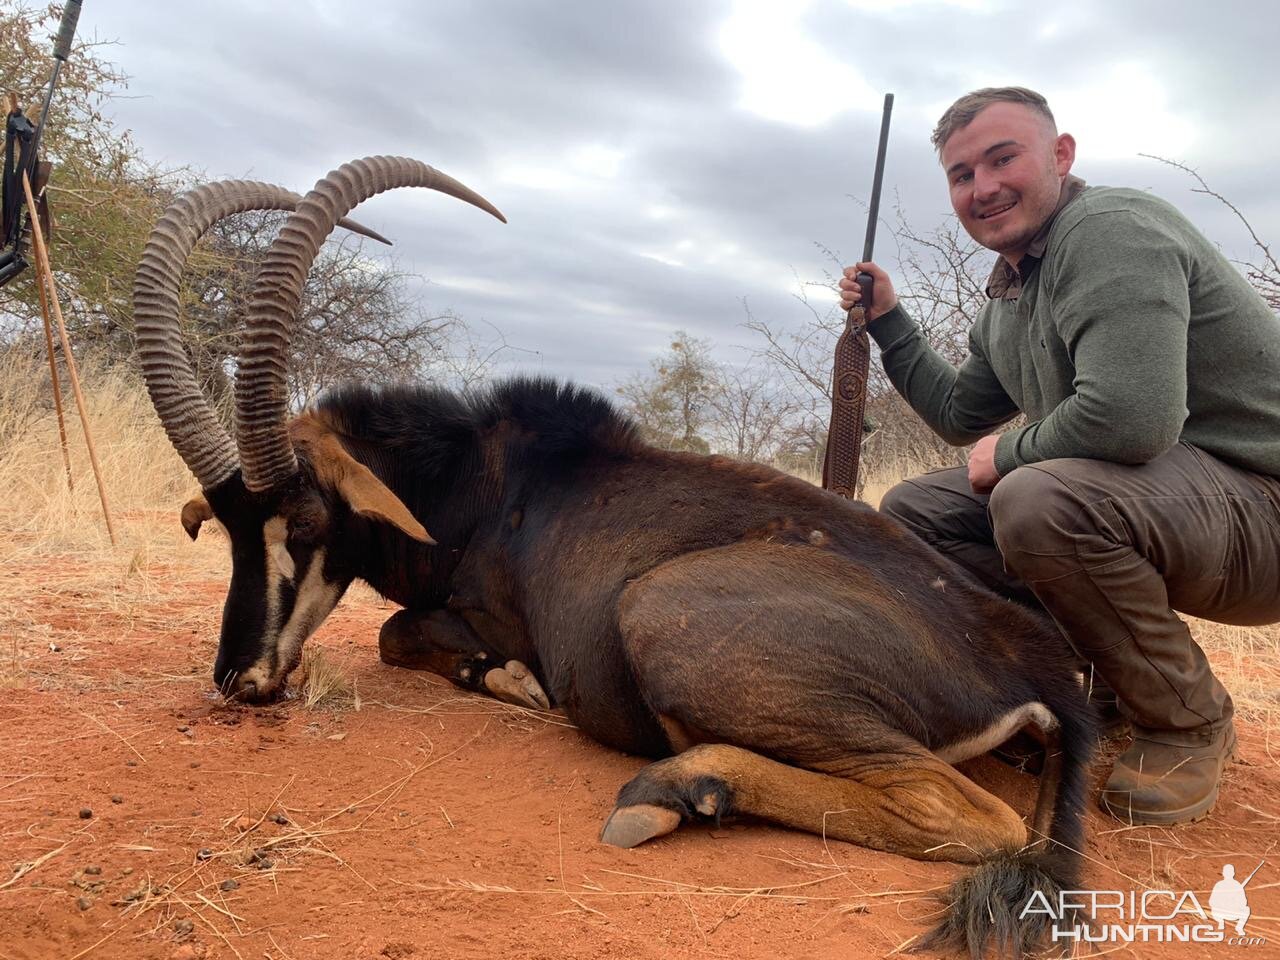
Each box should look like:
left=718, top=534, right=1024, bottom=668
left=823, top=93, right=893, bottom=498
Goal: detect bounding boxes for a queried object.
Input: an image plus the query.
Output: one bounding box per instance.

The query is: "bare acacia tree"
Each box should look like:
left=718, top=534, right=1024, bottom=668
left=705, top=362, right=804, bottom=462
left=889, top=209, right=988, bottom=366
left=0, top=4, right=171, bottom=349
left=616, top=331, right=717, bottom=453
left=616, top=331, right=806, bottom=462
left=0, top=6, right=497, bottom=433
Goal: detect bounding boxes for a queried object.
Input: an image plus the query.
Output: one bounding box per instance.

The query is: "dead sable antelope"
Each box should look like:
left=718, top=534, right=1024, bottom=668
left=135, top=156, right=1095, bottom=958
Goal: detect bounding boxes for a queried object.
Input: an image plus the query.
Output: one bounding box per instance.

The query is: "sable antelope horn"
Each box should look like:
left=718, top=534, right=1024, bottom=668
left=233, top=156, right=506, bottom=492
left=134, top=180, right=392, bottom=489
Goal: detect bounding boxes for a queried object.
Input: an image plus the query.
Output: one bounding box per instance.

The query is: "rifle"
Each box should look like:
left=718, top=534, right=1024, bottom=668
left=1241, top=860, right=1265, bottom=887
left=823, top=92, right=892, bottom=499
left=1, top=0, right=83, bottom=287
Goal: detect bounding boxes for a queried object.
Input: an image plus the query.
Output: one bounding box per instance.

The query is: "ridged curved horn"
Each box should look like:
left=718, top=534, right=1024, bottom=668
left=134, top=181, right=395, bottom=489
left=234, top=156, right=506, bottom=492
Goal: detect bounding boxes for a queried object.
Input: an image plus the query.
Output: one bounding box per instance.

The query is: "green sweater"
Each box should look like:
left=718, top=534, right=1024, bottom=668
left=869, top=186, right=1280, bottom=478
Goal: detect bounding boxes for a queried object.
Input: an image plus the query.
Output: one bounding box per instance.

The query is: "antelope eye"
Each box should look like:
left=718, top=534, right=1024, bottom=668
left=286, top=496, right=329, bottom=544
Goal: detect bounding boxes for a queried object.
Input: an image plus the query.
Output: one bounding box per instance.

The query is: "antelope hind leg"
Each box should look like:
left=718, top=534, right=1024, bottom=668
left=601, top=743, right=1027, bottom=864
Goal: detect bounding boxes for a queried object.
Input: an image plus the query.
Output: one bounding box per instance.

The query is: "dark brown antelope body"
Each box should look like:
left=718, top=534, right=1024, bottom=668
left=136, top=158, right=1095, bottom=959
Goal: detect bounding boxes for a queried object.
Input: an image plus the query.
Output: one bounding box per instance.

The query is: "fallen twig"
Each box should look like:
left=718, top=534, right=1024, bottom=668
left=80, top=711, right=147, bottom=764
left=0, top=823, right=88, bottom=891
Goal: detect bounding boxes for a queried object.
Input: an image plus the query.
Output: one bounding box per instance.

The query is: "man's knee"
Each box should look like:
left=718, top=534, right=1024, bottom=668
left=878, top=479, right=923, bottom=527
left=878, top=475, right=960, bottom=543
left=989, top=462, right=1093, bottom=565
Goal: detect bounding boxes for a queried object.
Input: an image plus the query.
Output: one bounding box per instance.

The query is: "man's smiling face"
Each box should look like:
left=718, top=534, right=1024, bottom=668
left=941, top=102, right=1075, bottom=265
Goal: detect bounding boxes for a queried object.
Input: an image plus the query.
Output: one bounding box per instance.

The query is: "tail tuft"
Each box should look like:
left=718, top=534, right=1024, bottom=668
left=912, top=851, right=1078, bottom=959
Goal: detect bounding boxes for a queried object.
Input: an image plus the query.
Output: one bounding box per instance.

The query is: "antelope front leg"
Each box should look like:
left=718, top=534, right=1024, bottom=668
left=378, top=608, right=550, bottom=709
left=481, top=659, right=550, bottom=710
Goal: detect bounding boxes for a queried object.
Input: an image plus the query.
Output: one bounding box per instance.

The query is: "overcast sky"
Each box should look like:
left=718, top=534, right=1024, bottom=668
left=77, top=0, right=1279, bottom=389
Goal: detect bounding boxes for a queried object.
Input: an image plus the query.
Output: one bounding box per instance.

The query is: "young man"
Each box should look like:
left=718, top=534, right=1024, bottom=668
left=840, top=86, right=1280, bottom=825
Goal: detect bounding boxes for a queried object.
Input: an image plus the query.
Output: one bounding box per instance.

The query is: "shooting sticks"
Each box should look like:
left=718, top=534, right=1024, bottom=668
left=22, top=168, right=116, bottom=545
left=2, top=1, right=115, bottom=543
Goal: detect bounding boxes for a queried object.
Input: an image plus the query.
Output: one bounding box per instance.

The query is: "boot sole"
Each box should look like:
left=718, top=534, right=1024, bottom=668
left=1099, top=784, right=1220, bottom=826
left=1098, top=729, right=1238, bottom=827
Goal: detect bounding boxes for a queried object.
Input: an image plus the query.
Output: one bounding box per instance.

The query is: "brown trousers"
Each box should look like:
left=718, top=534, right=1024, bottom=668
left=880, top=443, right=1280, bottom=739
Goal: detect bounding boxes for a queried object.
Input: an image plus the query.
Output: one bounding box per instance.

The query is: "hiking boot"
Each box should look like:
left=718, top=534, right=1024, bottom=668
left=1099, top=723, right=1237, bottom=826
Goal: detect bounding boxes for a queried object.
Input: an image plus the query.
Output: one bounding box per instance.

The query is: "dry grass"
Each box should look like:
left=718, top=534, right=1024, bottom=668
left=1186, top=620, right=1280, bottom=722
left=298, top=645, right=358, bottom=710
left=0, top=344, right=204, bottom=555
left=104, top=726, right=496, bottom=952
left=0, top=624, right=23, bottom=690
left=771, top=464, right=905, bottom=512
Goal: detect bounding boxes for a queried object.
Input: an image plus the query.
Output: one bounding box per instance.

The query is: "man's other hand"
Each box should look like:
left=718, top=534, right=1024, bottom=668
left=969, top=434, right=1002, bottom=493
left=839, top=262, right=898, bottom=322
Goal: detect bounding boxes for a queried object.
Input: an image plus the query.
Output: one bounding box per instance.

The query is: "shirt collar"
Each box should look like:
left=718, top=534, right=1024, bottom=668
left=985, top=174, right=1087, bottom=300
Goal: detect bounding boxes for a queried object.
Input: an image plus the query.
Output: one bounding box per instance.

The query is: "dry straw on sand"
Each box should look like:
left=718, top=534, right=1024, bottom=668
left=298, top=645, right=359, bottom=710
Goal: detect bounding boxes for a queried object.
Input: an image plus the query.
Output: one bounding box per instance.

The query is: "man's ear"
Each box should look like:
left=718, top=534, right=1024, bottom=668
left=291, top=417, right=435, bottom=544
left=180, top=494, right=214, bottom=541
left=1054, top=132, right=1076, bottom=177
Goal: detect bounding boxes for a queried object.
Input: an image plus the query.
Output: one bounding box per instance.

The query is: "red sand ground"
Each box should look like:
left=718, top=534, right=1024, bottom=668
left=2, top=545, right=1278, bottom=960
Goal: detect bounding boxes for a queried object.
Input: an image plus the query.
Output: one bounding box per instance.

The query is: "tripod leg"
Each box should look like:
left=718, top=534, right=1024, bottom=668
left=23, top=170, right=116, bottom=545
left=33, top=243, right=74, bottom=491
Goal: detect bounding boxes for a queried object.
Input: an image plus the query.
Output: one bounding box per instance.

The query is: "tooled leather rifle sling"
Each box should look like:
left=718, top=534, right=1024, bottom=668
left=823, top=93, right=893, bottom=499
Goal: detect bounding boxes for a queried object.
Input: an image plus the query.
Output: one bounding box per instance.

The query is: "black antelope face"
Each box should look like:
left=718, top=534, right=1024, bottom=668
left=183, top=476, right=347, bottom=702
left=182, top=417, right=431, bottom=703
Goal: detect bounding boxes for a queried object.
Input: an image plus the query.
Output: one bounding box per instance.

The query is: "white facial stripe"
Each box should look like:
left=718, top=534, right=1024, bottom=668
left=268, top=540, right=295, bottom=580
left=263, top=518, right=295, bottom=580
left=250, top=547, right=342, bottom=690
left=274, top=547, right=343, bottom=677
left=261, top=519, right=286, bottom=666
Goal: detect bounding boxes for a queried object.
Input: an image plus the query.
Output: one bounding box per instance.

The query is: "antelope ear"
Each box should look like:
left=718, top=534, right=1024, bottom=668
left=338, top=465, right=436, bottom=544
left=291, top=417, right=435, bottom=545
left=180, top=494, right=214, bottom=540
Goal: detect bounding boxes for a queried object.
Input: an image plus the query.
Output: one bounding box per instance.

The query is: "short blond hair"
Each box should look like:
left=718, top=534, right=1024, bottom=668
left=931, top=87, right=1056, bottom=151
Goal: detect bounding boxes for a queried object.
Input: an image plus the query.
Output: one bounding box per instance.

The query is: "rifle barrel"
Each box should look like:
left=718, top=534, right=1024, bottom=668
left=29, top=1, right=82, bottom=177
left=53, top=0, right=82, bottom=62
left=1242, top=859, right=1266, bottom=887
left=861, top=93, right=894, bottom=264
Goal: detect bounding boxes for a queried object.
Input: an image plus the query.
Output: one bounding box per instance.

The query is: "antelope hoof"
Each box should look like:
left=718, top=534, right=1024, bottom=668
left=600, top=803, right=683, bottom=848
left=483, top=660, right=551, bottom=710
